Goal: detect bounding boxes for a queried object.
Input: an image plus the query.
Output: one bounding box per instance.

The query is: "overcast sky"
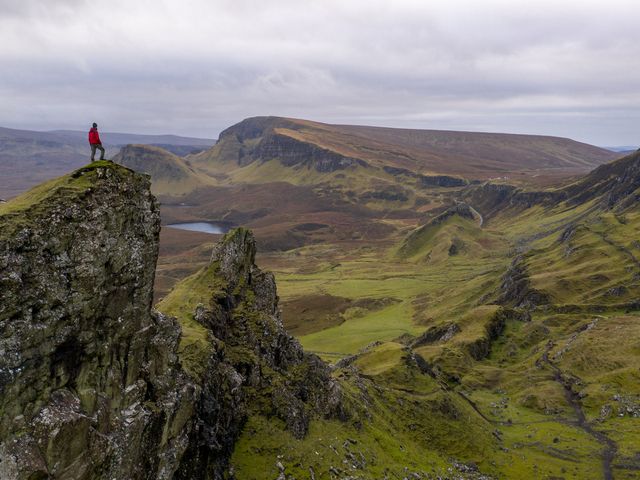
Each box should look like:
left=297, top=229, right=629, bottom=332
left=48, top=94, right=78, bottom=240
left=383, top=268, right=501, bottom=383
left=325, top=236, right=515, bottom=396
left=1, top=0, right=638, bottom=145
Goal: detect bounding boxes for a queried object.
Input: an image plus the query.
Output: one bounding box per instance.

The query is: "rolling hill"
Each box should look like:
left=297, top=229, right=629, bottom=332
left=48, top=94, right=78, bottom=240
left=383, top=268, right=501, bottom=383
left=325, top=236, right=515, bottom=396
left=232, top=149, right=640, bottom=479
left=112, top=144, right=215, bottom=196
left=149, top=146, right=640, bottom=478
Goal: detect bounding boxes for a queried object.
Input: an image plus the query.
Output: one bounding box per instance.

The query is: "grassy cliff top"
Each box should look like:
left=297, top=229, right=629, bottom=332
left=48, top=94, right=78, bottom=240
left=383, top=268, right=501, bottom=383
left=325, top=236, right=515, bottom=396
left=0, top=161, right=142, bottom=239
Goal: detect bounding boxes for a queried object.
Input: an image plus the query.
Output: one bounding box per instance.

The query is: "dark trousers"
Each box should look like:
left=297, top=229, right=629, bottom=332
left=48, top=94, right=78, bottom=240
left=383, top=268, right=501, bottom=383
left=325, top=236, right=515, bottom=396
left=90, top=143, right=105, bottom=160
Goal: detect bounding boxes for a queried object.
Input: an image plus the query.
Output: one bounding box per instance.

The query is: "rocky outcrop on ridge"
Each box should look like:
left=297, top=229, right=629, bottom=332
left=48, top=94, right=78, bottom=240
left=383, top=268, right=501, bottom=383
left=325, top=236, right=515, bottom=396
left=563, top=150, right=640, bottom=210
left=114, top=144, right=193, bottom=180
left=430, top=203, right=478, bottom=225
left=496, top=256, right=551, bottom=309
left=0, top=162, right=343, bottom=479
left=171, top=228, right=345, bottom=478
left=217, top=117, right=367, bottom=173
left=254, top=133, right=367, bottom=172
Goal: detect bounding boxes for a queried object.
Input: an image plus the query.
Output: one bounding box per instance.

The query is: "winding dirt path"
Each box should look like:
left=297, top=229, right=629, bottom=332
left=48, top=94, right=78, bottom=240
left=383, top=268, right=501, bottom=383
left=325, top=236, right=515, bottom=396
left=467, top=205, right=484, bottom=227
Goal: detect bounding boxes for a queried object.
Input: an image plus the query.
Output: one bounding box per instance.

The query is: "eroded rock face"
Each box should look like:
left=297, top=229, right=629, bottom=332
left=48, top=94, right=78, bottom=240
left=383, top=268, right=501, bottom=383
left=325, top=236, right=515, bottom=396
left=175, top=229, right=345, bottom=479
left=496, top=256, right=550, bottom=309
left=0, top=164, right=344, bottom=479
left=254, top=133, right=367, bottom=172
left=0, top=164, right=196, bottom=479
left=216, top=117, right=368, bottom=172
left=564, top=150, right=640, bottom=210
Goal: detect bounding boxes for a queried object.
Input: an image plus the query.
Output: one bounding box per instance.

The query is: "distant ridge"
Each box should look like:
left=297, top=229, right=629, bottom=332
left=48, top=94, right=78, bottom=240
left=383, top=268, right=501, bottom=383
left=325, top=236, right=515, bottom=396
left=113, top=144, right=214, bottom=195
left=195, top=116, right=618, bottom=180
left=604, top=145, right=639, bottom=153
left=46, top=129, right=216, bottom=146
left=0, top=126, right=216, bottom=198
left=0, top=126, right=215, bottom=146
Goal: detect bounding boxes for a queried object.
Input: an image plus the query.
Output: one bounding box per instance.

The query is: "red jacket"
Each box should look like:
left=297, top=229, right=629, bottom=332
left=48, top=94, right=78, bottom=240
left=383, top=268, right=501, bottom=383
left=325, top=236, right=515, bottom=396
left=88, top=127, right=102, bottom=145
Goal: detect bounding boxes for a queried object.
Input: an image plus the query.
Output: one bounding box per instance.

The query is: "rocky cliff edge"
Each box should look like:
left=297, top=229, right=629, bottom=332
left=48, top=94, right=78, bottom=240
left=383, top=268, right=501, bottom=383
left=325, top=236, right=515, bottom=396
left=0, top=161, right=343, bottom=479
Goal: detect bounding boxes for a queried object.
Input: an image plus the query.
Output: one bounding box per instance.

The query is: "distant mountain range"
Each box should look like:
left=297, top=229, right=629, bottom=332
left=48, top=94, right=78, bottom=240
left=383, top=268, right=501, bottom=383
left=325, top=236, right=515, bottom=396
left=604, top=145, right=639, bottom=154
left=1, top=116, right=623, bottom=203
left=0, top=126, right=216, bottom=198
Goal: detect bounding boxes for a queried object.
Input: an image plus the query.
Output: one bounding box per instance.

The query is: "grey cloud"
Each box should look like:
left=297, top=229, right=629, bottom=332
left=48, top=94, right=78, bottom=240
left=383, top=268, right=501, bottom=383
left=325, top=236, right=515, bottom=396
left=0, top=0, right=639, bottom=145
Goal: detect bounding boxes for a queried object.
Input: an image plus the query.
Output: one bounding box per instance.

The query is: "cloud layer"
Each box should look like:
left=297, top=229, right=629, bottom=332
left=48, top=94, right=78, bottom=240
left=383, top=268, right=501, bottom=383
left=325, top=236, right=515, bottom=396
left=1, top=0, right=639, bottom=144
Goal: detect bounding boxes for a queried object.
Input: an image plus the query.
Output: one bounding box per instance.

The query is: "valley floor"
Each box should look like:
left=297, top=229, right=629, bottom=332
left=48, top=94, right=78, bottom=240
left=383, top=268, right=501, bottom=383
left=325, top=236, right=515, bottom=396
left=153, top=150, right=640, bottom=478
left=156, top=195, right=640, bottom=478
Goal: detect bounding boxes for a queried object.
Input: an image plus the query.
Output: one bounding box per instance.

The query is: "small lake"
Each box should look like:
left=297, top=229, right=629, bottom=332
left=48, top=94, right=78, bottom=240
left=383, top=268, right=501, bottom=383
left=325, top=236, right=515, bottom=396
left=166, top=222, right=232, bottom=234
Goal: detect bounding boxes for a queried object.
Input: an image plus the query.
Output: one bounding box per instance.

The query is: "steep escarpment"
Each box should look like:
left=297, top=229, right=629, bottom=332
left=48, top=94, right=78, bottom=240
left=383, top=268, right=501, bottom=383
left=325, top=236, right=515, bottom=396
left=0, top=162, right=342, bottom=479
left=562, top=149, right=640, bottom=209
left=253, top=132, right=367, bottom=172
left=0, top=162, right=195, bottom=478
left=459, top=151, right=640, bottom=221
left=194, top=116, right=617, bottom=185
left=206, top=117, right=368, bottom=173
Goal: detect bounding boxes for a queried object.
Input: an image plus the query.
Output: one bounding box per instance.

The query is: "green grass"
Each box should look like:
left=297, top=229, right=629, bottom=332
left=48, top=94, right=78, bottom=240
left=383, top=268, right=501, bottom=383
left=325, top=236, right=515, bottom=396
left=271, top=215, right=509, bottom=357
left=0, top=161, right=134, bottom=239
left=0, top=161, right=113, bottom=216
left=231, top=329, right=612, bottom=479
left=352, top=342, right=406, bottom=376
left=231, top=361, right=497, bottom=479
left=153, top=144, right=640, bottom=477
left=239, top=185, right=640, bottom=477
left=157, top=261, right=225, bottom=380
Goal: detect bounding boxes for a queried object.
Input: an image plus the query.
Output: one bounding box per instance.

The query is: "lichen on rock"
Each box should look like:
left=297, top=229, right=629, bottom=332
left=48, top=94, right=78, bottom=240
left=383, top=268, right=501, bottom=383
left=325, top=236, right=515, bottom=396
left=0, top=162, right=199, bottom=479
left=0, top=162, right=344, bottom=479
left=165, top=228, right=346, bottom=478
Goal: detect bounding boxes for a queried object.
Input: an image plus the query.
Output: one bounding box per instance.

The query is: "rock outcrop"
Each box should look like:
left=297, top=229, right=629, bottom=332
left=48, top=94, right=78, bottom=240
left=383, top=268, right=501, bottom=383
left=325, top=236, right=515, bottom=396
left=460, top=182, right=567, bottom=220
left=112, top=144, right=209, bottom=196
left=563, top=150, right=640, bottom=210
left=254, top=133, right=367, bottom=172
left=410, top=322, right=461, bottom=348
left=168, top=228, right=345, bottom=478
left=496, top=256, right=551, bottom=309
left=0, top=162, right=343, bottom=479
left=382, top=166, right=468, bottom=188
left=0, top=162, right=195, bottom=478
left=216, top=117, right=367, bottom=173
left=430, top=203, right=478, bottom=225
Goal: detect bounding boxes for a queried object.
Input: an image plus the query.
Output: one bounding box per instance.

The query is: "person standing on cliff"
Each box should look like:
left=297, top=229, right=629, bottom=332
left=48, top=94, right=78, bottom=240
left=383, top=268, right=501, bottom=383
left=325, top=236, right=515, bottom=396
left=88, top=122, right=106, bottom=161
